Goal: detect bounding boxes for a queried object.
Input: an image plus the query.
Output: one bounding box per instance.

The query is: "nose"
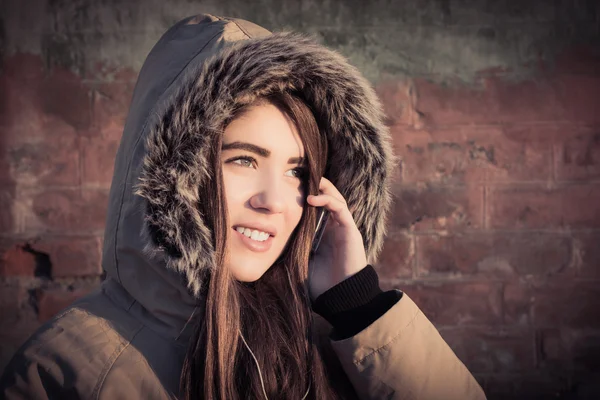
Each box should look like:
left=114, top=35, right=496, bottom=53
left=249, top=176, right=286, bottom=214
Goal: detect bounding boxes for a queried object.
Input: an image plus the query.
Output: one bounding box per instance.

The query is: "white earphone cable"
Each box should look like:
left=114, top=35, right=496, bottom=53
left=238, top=330, right=269, bottom=400
left=238, top=330, right=311, bottom=400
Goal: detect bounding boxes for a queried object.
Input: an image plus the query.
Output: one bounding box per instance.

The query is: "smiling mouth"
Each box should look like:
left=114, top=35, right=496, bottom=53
left=233, top=226, right=271, bottom=242
left=232, top=227, right=274, bottom=253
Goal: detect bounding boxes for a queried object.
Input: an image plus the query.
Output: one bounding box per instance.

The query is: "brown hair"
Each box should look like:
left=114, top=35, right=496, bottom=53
left=180, top=91, right=339, bottom=399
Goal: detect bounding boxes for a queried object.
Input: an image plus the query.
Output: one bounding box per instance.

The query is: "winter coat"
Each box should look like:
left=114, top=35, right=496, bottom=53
left=0, top=14, right=486, bottom=400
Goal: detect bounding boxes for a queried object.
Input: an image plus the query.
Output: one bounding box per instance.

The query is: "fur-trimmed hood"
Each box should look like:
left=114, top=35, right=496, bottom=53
left=101, top=14, right=394, bottom=339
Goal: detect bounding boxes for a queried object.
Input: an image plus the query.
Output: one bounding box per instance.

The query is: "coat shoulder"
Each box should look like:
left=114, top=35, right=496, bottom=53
left=0, top=293, right=144, bottom=399
left=329, top=292, right=487, bottom=400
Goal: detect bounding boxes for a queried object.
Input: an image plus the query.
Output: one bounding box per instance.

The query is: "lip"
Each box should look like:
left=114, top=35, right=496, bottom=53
left=232, top=222, right=277, bottom=237
left=232, top=227, right=274, bottom=253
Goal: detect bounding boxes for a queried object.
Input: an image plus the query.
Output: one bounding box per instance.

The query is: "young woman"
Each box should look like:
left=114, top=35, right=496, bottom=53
left=0, top=14, right=486, bottom=399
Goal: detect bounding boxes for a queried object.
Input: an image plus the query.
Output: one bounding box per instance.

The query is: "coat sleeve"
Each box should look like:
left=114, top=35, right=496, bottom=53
left=330, top=290, right=486, bottom=400
left=0, top=346, right=79, bottom=400
left=0, top=305, right=152, bottom=400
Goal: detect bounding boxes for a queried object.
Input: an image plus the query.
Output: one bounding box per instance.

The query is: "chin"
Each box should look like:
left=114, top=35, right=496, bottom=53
left=229, top=261, right=271, bottom=282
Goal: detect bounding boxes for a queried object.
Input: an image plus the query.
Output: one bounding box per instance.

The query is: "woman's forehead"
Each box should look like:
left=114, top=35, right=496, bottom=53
left=223, top=103, right=305, bottom=158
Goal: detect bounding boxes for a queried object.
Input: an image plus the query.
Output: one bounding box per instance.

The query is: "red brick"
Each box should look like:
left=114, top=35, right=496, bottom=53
left=0, top=111, right=79, bottom=146
left=393, top=127, right=483, bottom=184
left=440, top=327, right=535, bottom=373
left=0, top=285, right=29, bottom=326
left=0, top=68, right=44, bottom=130
left=502, top=123, right=600, bottom=181
left=536, top=329, right=568, bottom=366
left=414, top=77, right=495, bottom=126
left=0, top=333, right=38, bottom=375
left=402, top=282, right=503, bottom=327
left=30, top=188, right=109, bottom=232
left=414, top=75, right=566, bottom=126
left=374, top=233, right=413, bottom=283
left=91, top=81, right=135, bottom=134
left=467, top=126, right=552, bottom=182
left=36, top=287, right=93, bottom=323
left=1, top=53, right=45, bottom=81
left=1, top=126, right=80, bottom=186
left=417, top=233, right=572, bottom=279
left=502, top=123, right=566, bottom=142
left=416, top=72, right=600, bottom=127
left=532, top=284, right=600, bottom=329
left=0, top=144, right=12, bottom=185
left=0, top=58, right=91, bottom=132
left=390, top=185, right=483, bottom=231
left=0, top=240, right=36, bottom=276
left=4, top=188, right=41, bottom=234
left=503, top=283, right=533, bottom=326
left=40, top=69, right=92, bottom=131
left=491, top=76, right=566, bottom=123
left=0, top=190, right=15, bottom=234
left=554, top=46, right=600, bottom=76
left=536, top=328, right=600, bottom=372
left=554, top=127, right=600, bottom=181
left=33, top=236, right=102, bottom=277
left=568, top=330, right=600, bottom=371
left=375, top=80, right=423, bottom=127
left=417, top=234, right=495, bottom=277
left=393, top=126, right=552, bottom=184
left=555, top=46, right=600, bottom=75
left=481, top=373, right=570, bottom=400
left=86, top=62, right=138, bottom=83
left=557, top=75, right=600, bottom=124
left=81, top=135, right=120, bottom=186
left=573, top=232, right=600, bottom=279
left=488, top=184, right=600, bottom=229
left=0, top=285, right=39, bottom=343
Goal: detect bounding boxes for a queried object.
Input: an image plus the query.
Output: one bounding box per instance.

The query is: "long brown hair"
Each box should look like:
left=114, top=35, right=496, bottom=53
left=180, top=91, right=339, bottom=399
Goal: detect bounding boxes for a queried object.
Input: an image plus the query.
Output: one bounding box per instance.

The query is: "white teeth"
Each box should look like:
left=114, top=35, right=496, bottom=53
left=235, top=226, right=270, bottom=242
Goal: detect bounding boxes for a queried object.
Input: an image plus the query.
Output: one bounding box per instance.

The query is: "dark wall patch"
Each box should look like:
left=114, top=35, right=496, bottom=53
left=0, top=14, right=5, bottom=71
left=41, top=33, right=86, bottom=75
left=23, top=244, right=53, bottom=280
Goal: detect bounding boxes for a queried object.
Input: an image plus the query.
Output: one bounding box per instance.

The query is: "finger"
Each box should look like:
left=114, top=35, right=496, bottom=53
left=307, top=194, right=354, bottom=227
left=317, top=177, right=346, bottom=204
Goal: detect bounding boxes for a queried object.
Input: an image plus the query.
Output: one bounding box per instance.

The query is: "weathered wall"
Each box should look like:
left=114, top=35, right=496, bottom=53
left=1, top=0, right=599, bottom=398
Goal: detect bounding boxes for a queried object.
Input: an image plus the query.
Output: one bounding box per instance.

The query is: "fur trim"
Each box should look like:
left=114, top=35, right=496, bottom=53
left=136, top=32, right=395, bottom=297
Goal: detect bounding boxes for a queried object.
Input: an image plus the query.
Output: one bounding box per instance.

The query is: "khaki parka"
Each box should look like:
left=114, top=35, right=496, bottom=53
left=0, top=14, right=486, bottom=400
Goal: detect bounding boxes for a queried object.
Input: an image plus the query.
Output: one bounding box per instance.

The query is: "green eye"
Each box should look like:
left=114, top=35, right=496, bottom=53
left=231, top=156, right=255, bottom=168
left=286, top=167, right=307, bottom=180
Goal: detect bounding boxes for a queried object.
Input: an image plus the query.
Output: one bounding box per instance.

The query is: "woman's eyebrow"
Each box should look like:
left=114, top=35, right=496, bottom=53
left=222, top=141, right=270, bottom=157
left=288, top=156, right=306, bottom=165
left=222, top=141, right=305, bottom=164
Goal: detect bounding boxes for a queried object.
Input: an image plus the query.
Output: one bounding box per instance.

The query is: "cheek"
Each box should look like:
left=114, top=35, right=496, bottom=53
left=222, top=170, right=248, bottom=215
left=283, top=199, right=304, bottom=244
left=290, top=201, right=304, bottom=227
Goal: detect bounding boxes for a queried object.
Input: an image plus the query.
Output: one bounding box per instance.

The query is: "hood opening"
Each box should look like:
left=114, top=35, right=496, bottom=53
left=102, top=15, right=394, bottom=340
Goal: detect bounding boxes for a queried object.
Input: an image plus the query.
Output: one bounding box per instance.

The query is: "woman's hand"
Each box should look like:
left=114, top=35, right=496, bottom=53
left=306, top=177, right=367, bottom=302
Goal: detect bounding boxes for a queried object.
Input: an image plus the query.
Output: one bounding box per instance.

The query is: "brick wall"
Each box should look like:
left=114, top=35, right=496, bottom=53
left=0, top=51, right=136, bottom=372
left=1, top=1, right=599, bottom=398
left=375, top=49, right=600, bottom=398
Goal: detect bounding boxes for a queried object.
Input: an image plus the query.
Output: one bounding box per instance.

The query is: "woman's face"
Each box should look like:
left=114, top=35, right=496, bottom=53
left=221, top=103, right=306, bottom=282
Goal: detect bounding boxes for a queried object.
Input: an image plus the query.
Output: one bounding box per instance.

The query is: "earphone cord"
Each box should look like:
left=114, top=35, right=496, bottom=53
left=238, top=330, right=311, bottom=400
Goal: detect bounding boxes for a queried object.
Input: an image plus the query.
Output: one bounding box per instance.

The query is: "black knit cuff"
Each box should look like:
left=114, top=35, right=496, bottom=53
left=312, top=265, right=403, bottom=340
left=329, top=290, right=401, bottom=340
left=312, top=265, right=382, bottom=321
